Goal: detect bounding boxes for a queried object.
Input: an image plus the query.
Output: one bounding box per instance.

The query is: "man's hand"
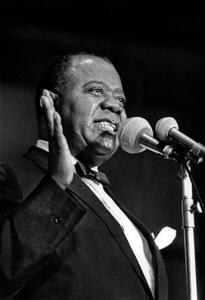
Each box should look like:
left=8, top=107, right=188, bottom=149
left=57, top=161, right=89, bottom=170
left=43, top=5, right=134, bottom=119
left=40, top=89, right=74, bottom=189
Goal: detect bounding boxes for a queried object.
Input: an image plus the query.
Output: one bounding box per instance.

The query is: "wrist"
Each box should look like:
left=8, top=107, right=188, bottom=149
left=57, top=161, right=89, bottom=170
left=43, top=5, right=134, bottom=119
left=50, top=174, right=72, bottom=190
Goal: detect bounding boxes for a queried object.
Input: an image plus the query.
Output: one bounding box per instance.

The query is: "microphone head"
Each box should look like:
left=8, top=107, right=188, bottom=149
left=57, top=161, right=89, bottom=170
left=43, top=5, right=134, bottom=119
left=120, top=117, right=153, bottom=153
left=155, top=117, right=179, bottom=141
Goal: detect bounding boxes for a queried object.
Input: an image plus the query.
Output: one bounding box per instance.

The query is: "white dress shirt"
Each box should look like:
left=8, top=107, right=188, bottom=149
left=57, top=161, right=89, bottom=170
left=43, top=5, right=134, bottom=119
left=36, top=140, right=155, bottom=296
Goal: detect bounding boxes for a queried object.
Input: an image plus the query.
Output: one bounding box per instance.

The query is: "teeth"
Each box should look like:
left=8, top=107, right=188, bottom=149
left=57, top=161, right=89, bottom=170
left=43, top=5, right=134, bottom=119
left=97, top=121, right=116, bottom=132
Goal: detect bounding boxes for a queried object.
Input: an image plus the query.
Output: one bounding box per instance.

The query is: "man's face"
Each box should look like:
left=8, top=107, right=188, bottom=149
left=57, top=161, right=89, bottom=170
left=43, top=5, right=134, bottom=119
left=59, top=56, right=127, bottom=167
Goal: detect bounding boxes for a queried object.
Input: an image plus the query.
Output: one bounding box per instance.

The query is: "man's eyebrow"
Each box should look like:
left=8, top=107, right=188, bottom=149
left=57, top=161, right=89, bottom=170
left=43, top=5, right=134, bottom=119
left=82, top=81, right=107, bottom=88
left=83, top=81, right=125, bottom=94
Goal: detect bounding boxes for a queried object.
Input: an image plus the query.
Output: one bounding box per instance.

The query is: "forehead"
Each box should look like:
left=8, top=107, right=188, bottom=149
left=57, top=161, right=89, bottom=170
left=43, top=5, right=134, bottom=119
left=70, top=56, right=123, bottom=89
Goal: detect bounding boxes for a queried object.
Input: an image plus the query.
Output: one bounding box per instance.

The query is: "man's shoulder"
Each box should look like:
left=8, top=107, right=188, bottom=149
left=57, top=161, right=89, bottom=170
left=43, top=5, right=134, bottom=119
left=0, top=161, right=23, bottom=214
left=0, top=146, right=47, bottom=202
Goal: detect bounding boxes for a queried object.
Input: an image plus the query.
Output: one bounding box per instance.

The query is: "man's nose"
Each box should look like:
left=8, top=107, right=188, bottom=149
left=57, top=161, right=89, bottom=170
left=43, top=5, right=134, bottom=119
left=101, top=97, right=123, bottom=115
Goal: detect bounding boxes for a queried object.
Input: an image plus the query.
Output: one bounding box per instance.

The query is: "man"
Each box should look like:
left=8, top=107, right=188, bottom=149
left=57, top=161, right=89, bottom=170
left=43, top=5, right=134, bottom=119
left=0, top=52, right=168, bottom=299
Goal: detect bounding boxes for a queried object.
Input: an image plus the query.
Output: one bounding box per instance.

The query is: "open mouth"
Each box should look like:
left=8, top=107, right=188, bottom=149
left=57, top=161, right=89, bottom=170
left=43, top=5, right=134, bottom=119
left=94, top=119, right=118, bottom=134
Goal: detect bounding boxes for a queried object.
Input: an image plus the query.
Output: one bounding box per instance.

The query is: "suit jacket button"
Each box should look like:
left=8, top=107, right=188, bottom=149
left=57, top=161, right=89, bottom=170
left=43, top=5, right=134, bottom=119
left=53, top=216, right=63, bottom=224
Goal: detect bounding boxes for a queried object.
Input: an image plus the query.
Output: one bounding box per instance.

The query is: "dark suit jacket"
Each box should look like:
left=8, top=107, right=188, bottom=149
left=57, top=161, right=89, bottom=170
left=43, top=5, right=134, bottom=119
left=0, top=146, right=168, bottom=300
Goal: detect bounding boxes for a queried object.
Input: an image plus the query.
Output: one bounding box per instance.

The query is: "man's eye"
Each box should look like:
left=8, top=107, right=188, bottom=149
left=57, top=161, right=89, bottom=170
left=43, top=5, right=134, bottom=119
left=118, top=97, right=126, bottom=106
left=89, top=88, right=103, bottom=95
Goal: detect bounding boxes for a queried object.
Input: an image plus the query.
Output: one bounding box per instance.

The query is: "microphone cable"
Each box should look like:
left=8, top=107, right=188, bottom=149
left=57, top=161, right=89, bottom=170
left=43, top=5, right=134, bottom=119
left=182, top=162, right=205, bottom=215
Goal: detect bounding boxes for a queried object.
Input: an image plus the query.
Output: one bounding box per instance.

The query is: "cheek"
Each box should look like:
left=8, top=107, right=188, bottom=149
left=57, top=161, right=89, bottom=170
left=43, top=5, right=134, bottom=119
left=61, top=104, right=88, bottom=129
left=74, top=103, right=99, bottom=130
left=74, top=100, right=96, bottom=118
left=70, top=111, right=94, bottom=140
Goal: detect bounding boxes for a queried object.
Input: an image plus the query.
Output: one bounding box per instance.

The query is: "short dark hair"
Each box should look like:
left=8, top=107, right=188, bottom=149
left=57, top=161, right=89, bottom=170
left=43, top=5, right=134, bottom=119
left=35, top=52, right=112, bottom=119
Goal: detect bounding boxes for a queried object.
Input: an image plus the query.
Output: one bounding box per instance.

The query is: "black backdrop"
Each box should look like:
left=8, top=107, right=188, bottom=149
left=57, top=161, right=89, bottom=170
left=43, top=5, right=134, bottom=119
left=0, top=1, right=205, bottom=299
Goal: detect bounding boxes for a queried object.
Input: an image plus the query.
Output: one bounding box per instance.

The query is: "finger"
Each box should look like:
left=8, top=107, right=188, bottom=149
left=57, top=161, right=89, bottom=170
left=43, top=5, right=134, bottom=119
left=40, top=89, right=58, bottom=136
left=42, top=89, right=59, bottom=101
left=41, top=89, right=59, bottom=114
left=40, top=96, right=55, bottom=135
left=40, top=90, right=55, bottom=111
left=53, top=111, right=69, bottom=151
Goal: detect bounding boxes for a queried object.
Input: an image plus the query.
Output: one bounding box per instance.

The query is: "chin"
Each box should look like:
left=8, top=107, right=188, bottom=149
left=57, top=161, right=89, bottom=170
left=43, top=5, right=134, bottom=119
left=77, top=143, right=118, bottom=167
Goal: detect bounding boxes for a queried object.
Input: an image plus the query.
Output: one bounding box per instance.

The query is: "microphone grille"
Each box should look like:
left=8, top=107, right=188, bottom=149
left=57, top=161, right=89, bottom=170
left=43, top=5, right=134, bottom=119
left=155, top=117, right=179, bottom=140
left=120, top=117, right=153, bottom=153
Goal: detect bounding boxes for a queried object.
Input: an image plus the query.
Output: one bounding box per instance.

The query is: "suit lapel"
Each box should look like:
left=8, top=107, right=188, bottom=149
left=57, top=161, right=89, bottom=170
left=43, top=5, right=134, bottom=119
left=68, top=176, right=154, bottom=299
left=105, top=186, right=168, bottom=300
left=23, top=146, right=167, bottom=299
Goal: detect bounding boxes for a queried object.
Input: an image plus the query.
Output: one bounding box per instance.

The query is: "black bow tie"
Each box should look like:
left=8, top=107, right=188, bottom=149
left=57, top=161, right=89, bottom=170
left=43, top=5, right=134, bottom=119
left=75, top=162, right=110, bottom=185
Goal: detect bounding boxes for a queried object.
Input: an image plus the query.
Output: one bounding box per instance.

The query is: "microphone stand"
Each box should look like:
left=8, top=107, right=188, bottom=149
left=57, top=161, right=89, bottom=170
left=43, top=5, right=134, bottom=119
left=180, top=162, right=199, bottom=300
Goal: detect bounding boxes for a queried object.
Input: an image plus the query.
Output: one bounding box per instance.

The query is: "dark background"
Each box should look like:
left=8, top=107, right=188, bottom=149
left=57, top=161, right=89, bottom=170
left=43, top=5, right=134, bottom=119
left=0, top=1, right=205, bottom=299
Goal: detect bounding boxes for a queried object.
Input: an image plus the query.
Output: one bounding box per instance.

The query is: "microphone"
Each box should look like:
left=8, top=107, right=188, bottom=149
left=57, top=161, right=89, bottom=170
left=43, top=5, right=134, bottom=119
left=120, top=117, right=177, bottom=159
left=155, top=117, right=205, bottom=158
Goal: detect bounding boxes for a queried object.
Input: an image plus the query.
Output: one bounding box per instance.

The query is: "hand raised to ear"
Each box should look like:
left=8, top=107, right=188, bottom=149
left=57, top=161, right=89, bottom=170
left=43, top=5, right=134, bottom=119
left=40, top=89, right=74, bottom=189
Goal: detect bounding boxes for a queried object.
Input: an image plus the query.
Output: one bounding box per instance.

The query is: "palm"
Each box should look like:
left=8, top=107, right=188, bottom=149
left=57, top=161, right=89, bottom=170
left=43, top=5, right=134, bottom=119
left=40, top=89, right=74, bottom=189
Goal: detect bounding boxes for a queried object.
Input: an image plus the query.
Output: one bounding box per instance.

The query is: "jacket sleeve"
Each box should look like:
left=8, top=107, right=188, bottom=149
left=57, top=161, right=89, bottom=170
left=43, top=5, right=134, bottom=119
left=0, top=163, right=86, bottom=297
